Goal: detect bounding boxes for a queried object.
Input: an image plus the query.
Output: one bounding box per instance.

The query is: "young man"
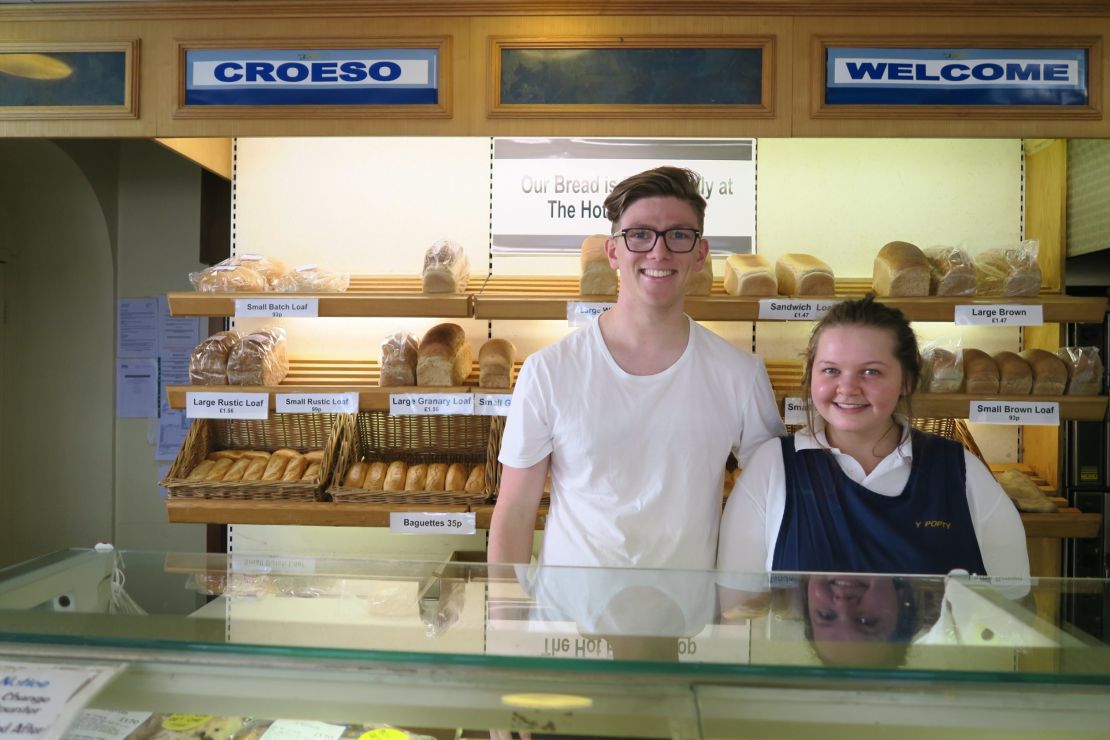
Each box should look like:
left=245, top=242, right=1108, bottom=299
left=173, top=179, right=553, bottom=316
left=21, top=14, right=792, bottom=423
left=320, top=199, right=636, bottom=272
left=489, top=166, right=784, bottom=570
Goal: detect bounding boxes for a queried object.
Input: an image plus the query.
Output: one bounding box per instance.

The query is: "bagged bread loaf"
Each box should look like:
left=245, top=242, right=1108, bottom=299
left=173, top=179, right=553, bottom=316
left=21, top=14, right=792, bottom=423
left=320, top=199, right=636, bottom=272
left=920, top=345, right=964, bottom=393
left=579, top=235, right=618, bottom=295
left=232, top=253, right=287, bottom=290
left=992, top=351, right=1033, bottom=394
left=379, top=331, right=419, bottom=387
left=190, top=262, right=267, bottom=292
left=1019, top=348, right=1068, bottom=395
left=422, top=238, right=470, bottom=293
left=924, top=245, right=976, bottom=296
left=226, top=327, right=289, bottom=385
left=1056, top=346, right=1104, bottom=395
left=189, top=331, right=242, bottom=385
left=775, top=253, right=835, bottom=295
left=685, top=258, right=714, bottom=295
left=962, top=348, right=1000, bottom=394
left=995, top=469, right=1058, bottom=513
left=723, top=253, right=777, bottom=296
left=974, top=242, right=1042, bottom=296
left=274, top=263, right=350, bottom=292
left=872, top=241, right=929, bottom=297
left=479, top=337, right=516, bottom=389
left=417, top=323, right=473, bottom=386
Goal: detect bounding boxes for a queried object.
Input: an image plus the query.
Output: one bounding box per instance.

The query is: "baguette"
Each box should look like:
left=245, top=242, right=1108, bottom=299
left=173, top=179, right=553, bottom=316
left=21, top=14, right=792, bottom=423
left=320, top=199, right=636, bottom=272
left=872, top=241, right=929, bottom=297
left=384, top=461, right=408, bottom=491
left=426, top=463, right=448, bottom=492
left=301, top=462, right=321, bottom=482
left=271, top=448, right=300, bottom=459
left=775, top=254, right=834, bottom=296
left=723, top=254, right=776, bottom=296
left=962, top=349, right=1000, bottom=394
left=445, top=462, right=468, bottom=492
left=579, top=235, right=618, bottom=295
left=280, top=454, right=307, bottom=482
left=343, top=461, right=368, bottom=488
left=404, top=464, right=428, bottom=491
left=364, top=462, right=388, bottom=490
left=1019, top=348, right=1068, bottom=395
left=479, top=338, right=516, bottom=389
left=261, top=455, right=290, bottom=481
left=992, top=351, right=1033, bottom=395
left=417, top=323, right=473, bottom=386
left=304, top=449, right=324, bottom=464
left=208, top=449, right=245, bottom=460
left=242, top=456, right=268, bottom=481
left=465, top=465, right=486, bottom=494
left=222, top=457, right=251, bottom=482
left=205, top=458, right=234, bottom=481
left=186, top=459, right=217, bottom=481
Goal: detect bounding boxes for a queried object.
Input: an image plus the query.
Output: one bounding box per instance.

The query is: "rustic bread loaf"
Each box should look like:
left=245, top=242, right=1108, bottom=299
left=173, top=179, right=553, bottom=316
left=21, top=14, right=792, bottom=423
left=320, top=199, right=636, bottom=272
left=192, top=264, right=266, bottom=292
left=723, top=253, right=777, bottom=296
left=379, top=332, right=419, bottom=387
left=189, top=331, right=242, bottom=385
left=775, top=253, right=834, bottom=295
left=873, top=241, right=930, bottom=297
left=226, top=327, right=289, bottom=386
left=417, top=323, right=473, bottom=386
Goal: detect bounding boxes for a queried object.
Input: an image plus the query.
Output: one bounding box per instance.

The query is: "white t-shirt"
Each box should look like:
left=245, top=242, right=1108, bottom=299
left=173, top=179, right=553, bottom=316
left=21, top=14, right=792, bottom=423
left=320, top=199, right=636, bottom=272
left=499, top=316, right=785, bottom=569
left=717, top=418, right=1030, bottom=580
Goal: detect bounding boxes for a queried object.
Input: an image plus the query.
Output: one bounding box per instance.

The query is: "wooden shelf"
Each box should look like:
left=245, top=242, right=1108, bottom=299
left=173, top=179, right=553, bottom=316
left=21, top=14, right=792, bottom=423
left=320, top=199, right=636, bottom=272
left=166, top=276, right=475, bottom=318
left=472, top=275, right=1108, bottom=323
left=166, top=358, right=515, bottom=411
left=770, top=391, right=1108, bottom=422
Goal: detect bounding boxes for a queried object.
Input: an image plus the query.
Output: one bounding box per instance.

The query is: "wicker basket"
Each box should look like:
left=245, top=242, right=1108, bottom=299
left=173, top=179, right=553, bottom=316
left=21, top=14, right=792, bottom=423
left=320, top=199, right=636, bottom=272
left=328, top=411, right=504, bottom=505
left=162, top=413, right=345, bottom=501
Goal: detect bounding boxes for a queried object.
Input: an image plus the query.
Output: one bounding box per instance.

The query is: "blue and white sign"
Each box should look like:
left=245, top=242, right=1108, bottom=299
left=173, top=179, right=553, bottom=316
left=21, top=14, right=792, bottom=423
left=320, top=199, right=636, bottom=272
left=184, top=48, right=439, bottom=105
left=826, top=48, right=1088, bottom=106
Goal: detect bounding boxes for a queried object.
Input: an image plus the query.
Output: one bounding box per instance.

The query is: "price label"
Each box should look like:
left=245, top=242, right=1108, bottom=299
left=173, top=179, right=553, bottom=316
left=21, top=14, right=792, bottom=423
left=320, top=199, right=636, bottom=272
left=474, top=393, right=512, bottom=416
left=968, top=400, right=1059, bottom=426
left=568, top=301, right=615, bottom=327
left=389, top=512, right=477, bottom=535
left=954, top=304, right=1043, bottom=326
left=390, top=393, right=474, bottom=416
left=275, top=392, right=358, bottom=414
left=783, top=397, right=809, bottom=425
left=186, top=392, right=269, bottom=419
left=758, top=299, right=840, bottom=321
left=234, top=298, right=319, bottom=318
left=230, top=554, right=317, bottom=574
left=258, top=720, right=346, bottom=740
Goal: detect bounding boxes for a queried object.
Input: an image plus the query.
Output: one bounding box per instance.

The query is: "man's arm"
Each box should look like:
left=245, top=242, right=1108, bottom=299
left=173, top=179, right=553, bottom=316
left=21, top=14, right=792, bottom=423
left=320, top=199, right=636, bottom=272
left=488, top=457, right=550, bottom=565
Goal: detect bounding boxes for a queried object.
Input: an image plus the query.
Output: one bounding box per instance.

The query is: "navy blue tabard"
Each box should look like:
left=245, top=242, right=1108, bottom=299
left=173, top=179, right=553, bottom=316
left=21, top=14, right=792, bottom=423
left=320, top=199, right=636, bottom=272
left=771, top=431, right=987, bottom=576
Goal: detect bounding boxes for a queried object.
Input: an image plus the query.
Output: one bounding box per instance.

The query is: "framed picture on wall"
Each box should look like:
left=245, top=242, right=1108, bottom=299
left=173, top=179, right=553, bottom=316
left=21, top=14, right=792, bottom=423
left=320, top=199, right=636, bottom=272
left=0, top=41, right=139, bottom=120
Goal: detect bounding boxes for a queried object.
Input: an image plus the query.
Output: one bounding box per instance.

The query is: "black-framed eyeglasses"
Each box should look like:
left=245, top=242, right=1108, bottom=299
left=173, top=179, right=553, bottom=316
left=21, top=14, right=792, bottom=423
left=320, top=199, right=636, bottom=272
left=617, top=227, right=702, bottom=253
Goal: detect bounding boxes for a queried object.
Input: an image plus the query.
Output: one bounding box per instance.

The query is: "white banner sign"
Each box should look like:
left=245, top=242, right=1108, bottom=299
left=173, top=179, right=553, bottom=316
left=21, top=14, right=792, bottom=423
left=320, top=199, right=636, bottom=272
left=389, top=512, right=477, bottom=534
left=234, top=298, right=319, bottom=318
left=390, top=393, right=474, bottom=416
left=186, top=392, right=269, bottom=419
left=759, top=299, right=840, bottom=321
left=969, top=400, right=1060, bottom=426
left=275, top=392, right=358, bottom=414
left=492, top=138, right=756, bottom=253
left=954, top=304, right=1043, bottom=326
left=474, top=393, right=512, bottom=416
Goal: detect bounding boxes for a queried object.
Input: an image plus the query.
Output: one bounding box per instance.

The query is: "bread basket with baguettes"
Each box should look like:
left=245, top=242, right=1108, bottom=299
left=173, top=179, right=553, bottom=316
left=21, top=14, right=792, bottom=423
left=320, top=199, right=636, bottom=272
left=328, top=411, right=503, bottom=504
left=162, top=413, right=346, bottom=501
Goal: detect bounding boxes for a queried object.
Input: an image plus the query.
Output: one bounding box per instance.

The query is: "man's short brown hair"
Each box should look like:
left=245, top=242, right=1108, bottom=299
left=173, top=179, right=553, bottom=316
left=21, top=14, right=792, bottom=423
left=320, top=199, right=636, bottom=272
left=603, top=166, right=707, bottom=231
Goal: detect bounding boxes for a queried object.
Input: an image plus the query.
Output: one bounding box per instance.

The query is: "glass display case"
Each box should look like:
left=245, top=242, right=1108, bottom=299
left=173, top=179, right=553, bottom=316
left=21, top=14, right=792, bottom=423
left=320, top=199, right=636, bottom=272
left=1, top=549, right=1109, bottom=739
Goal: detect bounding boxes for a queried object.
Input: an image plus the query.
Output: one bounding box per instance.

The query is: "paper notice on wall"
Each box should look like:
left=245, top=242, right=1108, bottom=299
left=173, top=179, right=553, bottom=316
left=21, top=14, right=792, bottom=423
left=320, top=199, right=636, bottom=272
left=156, top=404, right=190, bottom=460
left=116, top=358, right=159, bottom=418
left=117, top=298, right=157, bottom=358
left=0, top=660, right=124, bottom=739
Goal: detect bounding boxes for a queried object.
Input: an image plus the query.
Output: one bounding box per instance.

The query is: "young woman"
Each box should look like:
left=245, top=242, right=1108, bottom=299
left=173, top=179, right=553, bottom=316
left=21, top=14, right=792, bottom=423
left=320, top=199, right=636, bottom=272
left=718, top=296, right=1029, bottom=578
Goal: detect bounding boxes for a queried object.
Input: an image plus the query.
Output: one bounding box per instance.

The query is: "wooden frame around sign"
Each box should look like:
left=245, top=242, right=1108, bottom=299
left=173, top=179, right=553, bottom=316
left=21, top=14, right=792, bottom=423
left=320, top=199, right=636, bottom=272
left=811, top=34, right=1103, bottom=120
left=0, top=40, right=139, bottom=120
left=174, top=37, right=452, bottom=119
left=488, top=35, right=776, bottom=119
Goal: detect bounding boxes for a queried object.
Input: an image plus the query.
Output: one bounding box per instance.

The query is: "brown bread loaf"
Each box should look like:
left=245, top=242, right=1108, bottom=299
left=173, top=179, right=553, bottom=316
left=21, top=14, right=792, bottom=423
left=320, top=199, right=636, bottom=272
left=993, top=351, right=1033, bottom=395
left=924, top=246, right=976, bottom=296
left=920, top=347, right=963, bottom=393
left=1056, top=346, right=1104, bottom=395
left=1020, top=348, right=1068, bottom=395
left=996, top=469, right=1058, bottom=513
left=872, top=241, right=929, bottom=297
left=379, top=332, right=419, bottom=387
left=226, top=327, right=289, bottom=386
left=974, top=248, right=1042, bottom=296
left=417, top=323, right=473, bottom=386
left=962, top=349, right=1000, bottom=394
left=479, top=338, right=516, bottom=389
left=189, top=331, right=242, bottom=385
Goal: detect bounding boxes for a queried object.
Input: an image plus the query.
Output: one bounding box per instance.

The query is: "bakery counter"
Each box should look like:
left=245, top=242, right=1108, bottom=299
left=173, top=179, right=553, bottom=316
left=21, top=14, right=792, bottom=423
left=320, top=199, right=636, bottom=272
left=166, top=275, right=477, bottom=318
left=165, top=499, right=468, bottom=527
left=472, top=275, right=1109, bottom=323
left=6, top=549, right=1110, bottom=739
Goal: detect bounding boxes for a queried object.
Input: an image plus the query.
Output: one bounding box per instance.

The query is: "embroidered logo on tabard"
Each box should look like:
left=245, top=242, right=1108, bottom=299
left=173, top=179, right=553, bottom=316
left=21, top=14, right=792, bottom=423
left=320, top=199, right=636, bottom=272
left=915, top=520, right=952, bottom=529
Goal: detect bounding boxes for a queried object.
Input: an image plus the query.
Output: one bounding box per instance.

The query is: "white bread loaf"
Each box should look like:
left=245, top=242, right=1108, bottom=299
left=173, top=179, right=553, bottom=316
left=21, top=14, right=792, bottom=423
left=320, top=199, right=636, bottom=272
left=422, top=239, right=470, bottom=293
left=992, top=351, right=1033, bottom=395
left=1019, top=348, right=1068, bottom=395
left=274, top=264, right=349, bottom=292
left=962, top=349, right=1000, bottom=394
left=417, top=323, right=473, bottom=386
left=873, top=241, right=929, bottom=297
left=479, top=338, right=516, bottom=389
left=924, top=246, right=976, bottom=296
left=579, top=235, right=618, bottom=295
left=775, top=253, right=834, bottom=296
left=685, top=258, right=714, bottom=296
left=723, top=254, right=777, bottom=296
left=379, top=331, right=419, bottom=387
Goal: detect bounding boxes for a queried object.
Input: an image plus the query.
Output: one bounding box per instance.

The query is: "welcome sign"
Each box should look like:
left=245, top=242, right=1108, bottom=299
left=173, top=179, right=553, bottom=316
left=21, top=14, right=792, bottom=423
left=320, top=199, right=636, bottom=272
left=826, top=48, right=1088, bottom=106
left=184, top=48, right=439, bottom=105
